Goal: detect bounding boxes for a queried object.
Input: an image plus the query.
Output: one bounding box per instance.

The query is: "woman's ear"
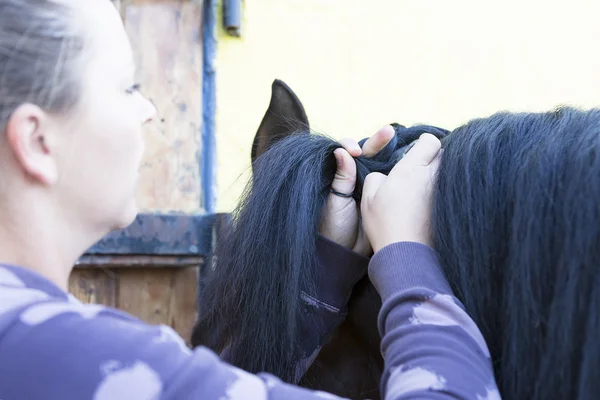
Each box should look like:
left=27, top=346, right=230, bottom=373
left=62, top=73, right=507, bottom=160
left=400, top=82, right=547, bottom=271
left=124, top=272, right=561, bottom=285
left=5, top=103, right=58, bottom=185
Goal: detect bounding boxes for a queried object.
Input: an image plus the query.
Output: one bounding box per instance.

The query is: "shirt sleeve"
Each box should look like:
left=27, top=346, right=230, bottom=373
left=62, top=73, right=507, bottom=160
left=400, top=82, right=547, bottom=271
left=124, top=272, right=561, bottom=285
left=291, top=235, right=370, bottom=380
left=0, top=241, right=500, bottom=400
left=368, top=242, right=502, bottom=399
left=216, top=235, right=370, bottom=383
left=0, top=299, right=353, bottom=400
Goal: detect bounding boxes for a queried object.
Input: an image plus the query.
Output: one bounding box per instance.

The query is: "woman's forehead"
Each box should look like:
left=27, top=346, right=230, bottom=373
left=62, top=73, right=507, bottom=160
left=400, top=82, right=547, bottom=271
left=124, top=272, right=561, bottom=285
left=76, top=1, right=135, bottom=74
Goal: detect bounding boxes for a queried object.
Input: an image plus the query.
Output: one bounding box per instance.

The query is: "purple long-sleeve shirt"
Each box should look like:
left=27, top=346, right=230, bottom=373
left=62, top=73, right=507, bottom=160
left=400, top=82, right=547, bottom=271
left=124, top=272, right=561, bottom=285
left=0, top=240, right=500, bottom=399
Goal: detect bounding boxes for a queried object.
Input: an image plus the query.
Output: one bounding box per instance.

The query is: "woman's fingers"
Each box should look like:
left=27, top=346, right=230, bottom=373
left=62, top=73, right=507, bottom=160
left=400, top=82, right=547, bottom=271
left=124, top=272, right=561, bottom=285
left=338, top=137, right=362, bottom=157
left=331, top=148, right=357, bottom=196
left=361, top=172, right=387, bottom=203
left=393, top=133, right=441, bottom=170
left=361, top=125, right=395, bottom=158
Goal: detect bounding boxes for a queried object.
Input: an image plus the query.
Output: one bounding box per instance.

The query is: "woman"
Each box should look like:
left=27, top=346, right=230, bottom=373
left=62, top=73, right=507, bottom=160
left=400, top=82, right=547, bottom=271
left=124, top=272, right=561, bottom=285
left=0, top=0, right=496, bottom=399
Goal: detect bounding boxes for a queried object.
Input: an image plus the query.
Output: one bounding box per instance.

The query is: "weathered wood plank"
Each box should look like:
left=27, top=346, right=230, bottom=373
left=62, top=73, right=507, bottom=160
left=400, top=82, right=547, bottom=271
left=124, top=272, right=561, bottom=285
left=75, top=255, right=204, bottom=269
left=169, top=267, right=199, bottom=345
left=69, top=269, right=118, bottom=308
left=125, top=1, right=204, bottom=213
left=117, top=267, right=198, bottom=343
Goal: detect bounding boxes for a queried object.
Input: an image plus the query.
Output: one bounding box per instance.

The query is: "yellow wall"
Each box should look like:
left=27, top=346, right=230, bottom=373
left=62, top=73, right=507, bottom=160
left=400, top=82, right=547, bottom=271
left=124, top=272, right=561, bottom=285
left=215, top=0, right=600, bottom=212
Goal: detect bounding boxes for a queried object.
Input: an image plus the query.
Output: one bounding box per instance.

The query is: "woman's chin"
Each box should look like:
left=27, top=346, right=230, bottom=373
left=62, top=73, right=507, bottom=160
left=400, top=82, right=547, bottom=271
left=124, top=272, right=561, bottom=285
left=112, top=203, right=139, bottom=231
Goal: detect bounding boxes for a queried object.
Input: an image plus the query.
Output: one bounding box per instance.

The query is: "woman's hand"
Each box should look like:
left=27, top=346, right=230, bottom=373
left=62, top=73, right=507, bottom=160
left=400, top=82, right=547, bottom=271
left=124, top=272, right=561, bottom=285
left=361, top=133, right=442, bottom=253
left=319, top=125, right=395, bottom=257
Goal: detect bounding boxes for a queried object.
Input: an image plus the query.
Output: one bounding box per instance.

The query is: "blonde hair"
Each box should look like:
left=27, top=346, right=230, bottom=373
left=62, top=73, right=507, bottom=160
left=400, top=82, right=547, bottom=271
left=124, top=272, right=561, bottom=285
left=0, top=0, right=85, bottom=129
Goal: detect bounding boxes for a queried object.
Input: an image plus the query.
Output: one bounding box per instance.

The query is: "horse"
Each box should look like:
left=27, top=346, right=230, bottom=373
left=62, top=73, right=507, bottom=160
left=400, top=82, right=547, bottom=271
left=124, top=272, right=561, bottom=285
left=191, top=79, right=448, bottom=399
left=192, top=80, right=600, bottom=400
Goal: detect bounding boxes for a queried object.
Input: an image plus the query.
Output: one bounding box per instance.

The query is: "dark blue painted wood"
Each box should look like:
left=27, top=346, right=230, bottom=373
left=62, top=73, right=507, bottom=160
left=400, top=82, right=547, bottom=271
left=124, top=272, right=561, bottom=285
left=202, top=0, right=218, bottom=214
left=85, top=213, right=216, bottom=256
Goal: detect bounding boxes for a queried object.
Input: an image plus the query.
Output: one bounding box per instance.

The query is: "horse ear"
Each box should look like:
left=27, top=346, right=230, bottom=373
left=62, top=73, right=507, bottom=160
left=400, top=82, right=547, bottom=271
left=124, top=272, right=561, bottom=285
left=251, top=79, right=309, bottom=162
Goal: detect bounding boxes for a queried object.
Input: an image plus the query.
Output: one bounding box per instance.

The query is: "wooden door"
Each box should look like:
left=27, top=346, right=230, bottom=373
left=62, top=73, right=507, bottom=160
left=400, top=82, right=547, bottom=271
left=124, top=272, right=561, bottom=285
left=69, top=0, right=207, bottom=345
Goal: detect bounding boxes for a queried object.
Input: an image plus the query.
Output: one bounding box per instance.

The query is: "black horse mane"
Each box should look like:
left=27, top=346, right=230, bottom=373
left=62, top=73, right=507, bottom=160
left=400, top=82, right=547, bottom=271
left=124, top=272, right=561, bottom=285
left=193, top=77, right=600, bottom=399
left=432, top=106, right=600, bottom=399
left=193, top=123, right=449, bottom=382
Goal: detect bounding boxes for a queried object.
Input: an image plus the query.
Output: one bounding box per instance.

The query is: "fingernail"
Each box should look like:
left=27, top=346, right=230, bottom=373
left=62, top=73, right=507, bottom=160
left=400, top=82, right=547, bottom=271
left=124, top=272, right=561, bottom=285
left=334, top=149, right=344, bottom=167
left=383, top=125, right=395, bottom=135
